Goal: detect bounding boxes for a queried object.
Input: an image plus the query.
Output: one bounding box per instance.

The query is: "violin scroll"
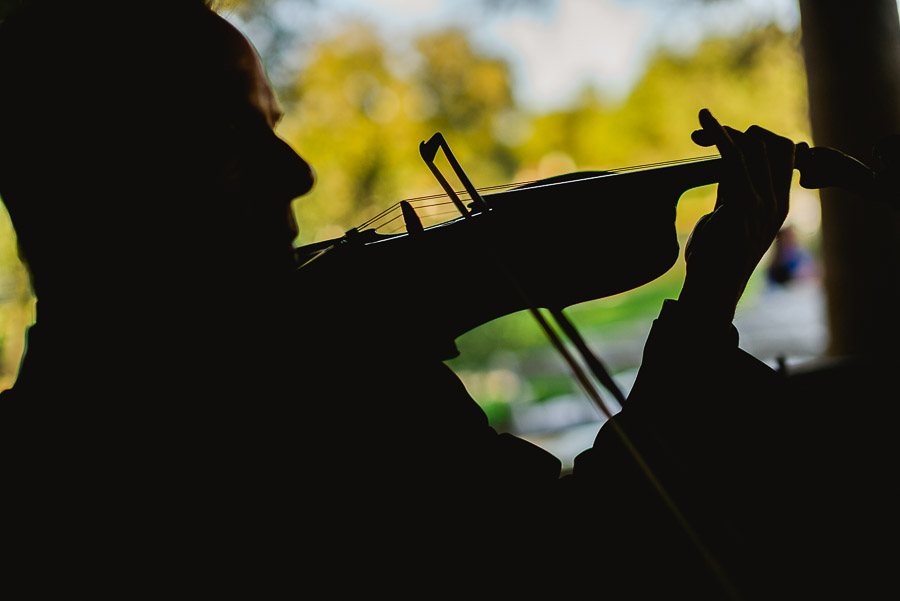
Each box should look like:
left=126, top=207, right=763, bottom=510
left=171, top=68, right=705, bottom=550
left=795, top=138, right=899, bottom=209
left=796, top=142, right=876, bottom=197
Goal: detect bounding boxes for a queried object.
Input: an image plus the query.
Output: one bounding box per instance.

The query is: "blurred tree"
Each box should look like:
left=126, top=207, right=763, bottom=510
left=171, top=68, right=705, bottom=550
left=279, top=23, right=522, bottom=245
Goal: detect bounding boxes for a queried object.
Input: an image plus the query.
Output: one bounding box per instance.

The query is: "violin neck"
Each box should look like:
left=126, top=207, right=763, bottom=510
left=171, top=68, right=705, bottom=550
left=674, top=156, right=722, bottom=189
left=625, top=156, right=723, bottom=198
left=488, top=156, right=724, bottom=209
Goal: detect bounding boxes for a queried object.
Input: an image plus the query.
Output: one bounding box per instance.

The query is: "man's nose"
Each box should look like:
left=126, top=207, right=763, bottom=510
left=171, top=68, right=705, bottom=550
left=270, top=135, right=315, bottom=200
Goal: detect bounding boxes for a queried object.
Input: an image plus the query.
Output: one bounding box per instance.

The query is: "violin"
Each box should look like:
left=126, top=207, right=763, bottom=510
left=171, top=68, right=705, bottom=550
left=293, top=132, right=889, bottom=372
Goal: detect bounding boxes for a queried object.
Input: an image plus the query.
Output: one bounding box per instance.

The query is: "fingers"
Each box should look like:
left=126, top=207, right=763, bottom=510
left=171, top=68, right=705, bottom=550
left=691, top=109, right=742, bottom=150
left=680, top=110, right=799, bottom=320
left=692, top=110, right=795, bottom=167
left=690, top=109, right=797, bottom=257
left=693, top=113, right=795, bottom=161
left=693, top=109, right=754, bottom=211
left=692, top=110, right=795, bottom=207
left=742, top=126, right=794, bottom=224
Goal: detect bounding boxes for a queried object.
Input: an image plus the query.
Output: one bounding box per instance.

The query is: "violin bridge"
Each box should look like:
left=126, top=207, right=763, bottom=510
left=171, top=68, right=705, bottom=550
left=419, top=132, right=490, bottom=218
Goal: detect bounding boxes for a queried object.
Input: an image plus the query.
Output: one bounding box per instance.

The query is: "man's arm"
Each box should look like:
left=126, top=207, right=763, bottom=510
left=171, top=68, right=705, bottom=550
left=565, top=110, right=799, bottom=596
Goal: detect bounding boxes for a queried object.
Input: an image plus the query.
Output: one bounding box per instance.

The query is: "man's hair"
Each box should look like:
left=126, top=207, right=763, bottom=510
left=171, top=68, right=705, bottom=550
left=0, top=0, right=236, bottom=287
left=0, top=0, right=215, bottom=23
left=0, top=0, right=218, bottom=107
left=0, top=0, right=223, bottom=182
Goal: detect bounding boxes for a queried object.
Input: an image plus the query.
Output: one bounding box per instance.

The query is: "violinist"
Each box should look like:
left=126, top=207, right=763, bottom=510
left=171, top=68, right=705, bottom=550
left=0, top=0, right=319, bottom=575
left=0, top=0, right=561, bottom=580
left=0, top=0, right=845, bottom=596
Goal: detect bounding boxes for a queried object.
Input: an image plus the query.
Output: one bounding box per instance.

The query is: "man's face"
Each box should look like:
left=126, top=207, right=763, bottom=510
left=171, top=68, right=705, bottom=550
left=214, top=17, right=315, bottom=251
left=0, top=7, right=318, bottom=296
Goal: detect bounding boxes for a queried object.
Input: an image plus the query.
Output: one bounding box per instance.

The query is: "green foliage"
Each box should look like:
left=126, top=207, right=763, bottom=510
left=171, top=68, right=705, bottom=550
left=280, top=24, right=523, bottom=244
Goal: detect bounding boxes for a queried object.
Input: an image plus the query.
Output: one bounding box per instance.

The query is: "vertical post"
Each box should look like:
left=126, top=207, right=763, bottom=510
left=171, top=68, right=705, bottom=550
left=799, top=0, right=900, bottom=359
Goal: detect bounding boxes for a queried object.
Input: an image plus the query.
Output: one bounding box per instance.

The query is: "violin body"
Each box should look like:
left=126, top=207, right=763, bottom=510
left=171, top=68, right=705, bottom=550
left=294, top=158, right=722, bottom=357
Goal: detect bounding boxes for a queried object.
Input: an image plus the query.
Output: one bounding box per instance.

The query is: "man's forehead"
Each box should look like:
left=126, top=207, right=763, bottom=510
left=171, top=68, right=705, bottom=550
left=216, top=15, right=282, bottom=124
left=244, top=40, right=283, bottom=123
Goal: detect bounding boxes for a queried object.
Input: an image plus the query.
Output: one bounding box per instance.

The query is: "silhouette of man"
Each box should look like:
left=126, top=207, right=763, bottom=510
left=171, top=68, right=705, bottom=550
left=1, top=0, right=313, bottom=399
left=0, top=1, right=330, bottom=578
left=0, top=2, right=562, bottom=579
left=1, top=1, right=853, bottom=596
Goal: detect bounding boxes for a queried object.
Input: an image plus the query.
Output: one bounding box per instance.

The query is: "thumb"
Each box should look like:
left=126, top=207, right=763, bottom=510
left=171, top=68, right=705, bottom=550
left=684, top=208, right=719, bottom=262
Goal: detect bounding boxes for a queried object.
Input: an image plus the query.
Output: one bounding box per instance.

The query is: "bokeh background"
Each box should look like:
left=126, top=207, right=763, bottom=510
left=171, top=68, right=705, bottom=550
left=1, top=0, right=874, bottom=466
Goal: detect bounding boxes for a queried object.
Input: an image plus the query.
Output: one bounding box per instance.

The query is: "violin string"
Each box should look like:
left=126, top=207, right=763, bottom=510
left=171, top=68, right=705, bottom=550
left=356, top=204, right=403, bottom=231
left=357, top=199, right=458, bottom=230
left=365, top=198, right=478, bottom=234
left=363, top=201, right=474, bottom=232
left=409, top=201, right=457, bottom=210
left=384, top=209, right=470, bottom=234
left=377, top=213, right=404, bottom=229
left=606, top=154, right=720, bottom=173
left=355, top=181, right=544, bottom=230
left=358, top=180, right=528, bottom=230
left=356, top=154, right=721, bottom=233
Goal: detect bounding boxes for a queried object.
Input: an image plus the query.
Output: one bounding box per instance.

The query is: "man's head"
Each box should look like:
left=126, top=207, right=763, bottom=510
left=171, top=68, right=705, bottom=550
left=0, top=1, right=314, bottom=300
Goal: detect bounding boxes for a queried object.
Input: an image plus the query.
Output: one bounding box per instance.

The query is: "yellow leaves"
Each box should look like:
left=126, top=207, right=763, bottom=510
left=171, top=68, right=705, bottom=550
left=0, top=200, right=34, bottom=389
left=402, top=86, right=440, bottom=122
left=467, top=60, right=513, bottom=110
left=282, top=23, right=522, bottom=244
left=415, top=29, right=514, bottom=131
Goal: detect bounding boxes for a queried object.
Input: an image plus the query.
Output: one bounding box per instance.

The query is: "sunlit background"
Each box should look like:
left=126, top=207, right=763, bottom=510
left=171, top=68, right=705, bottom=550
left=0, top=0, right=862, bottom=467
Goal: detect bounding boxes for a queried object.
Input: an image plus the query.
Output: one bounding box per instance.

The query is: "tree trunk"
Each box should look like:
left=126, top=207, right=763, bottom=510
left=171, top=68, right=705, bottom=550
left=798, top=0, right=900, bottom=359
